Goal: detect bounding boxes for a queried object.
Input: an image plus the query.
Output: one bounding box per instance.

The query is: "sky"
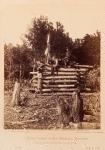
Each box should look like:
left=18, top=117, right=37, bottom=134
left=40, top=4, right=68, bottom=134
left=1, top=0, right=105, bottom=46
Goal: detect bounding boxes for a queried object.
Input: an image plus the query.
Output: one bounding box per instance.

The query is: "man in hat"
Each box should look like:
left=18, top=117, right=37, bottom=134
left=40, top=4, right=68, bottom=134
left=64, top=47, right=71, bottom=68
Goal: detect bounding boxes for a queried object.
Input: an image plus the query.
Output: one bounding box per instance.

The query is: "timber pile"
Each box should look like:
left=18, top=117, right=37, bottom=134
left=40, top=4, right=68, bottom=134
left=30, top=64, right=93, bottom=95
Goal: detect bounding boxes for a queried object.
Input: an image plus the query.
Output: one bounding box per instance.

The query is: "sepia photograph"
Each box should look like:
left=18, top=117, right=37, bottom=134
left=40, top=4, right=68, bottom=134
left=3, top=1, right=101, bottom=131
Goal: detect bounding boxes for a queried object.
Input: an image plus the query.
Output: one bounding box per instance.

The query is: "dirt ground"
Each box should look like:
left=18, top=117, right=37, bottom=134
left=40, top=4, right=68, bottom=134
left=4, top=84, right=100, bottom=130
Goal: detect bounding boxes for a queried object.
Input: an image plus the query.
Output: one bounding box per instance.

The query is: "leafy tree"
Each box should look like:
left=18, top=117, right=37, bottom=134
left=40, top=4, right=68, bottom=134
left=81, top=31, right=100, bottom=66
left=24, top=16, right=49, bottom=62
left=50, top=22, right=73, bottom=58
left=72, top=31, right=100, bottom=66
left=24, top=16, right=74, bottom=61
left=12, top=44, right=32, bottom=80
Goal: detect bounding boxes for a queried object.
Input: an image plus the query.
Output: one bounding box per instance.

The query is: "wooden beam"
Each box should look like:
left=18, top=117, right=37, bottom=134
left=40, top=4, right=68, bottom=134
left=43, top=66, right=87, bottom=72
left=42, top=88, right=78, bottom=92
left=43, top=72, right=78, bottom=75
left=74, top=64, right=93, bottom=69
left=42, top=79, right=77, bottom=83
left=30, top=72, right=37, bottom=74
left=42, top=63, right=93, bottom=69
left=32, top=84, right=76, bottom=88
left=42, top=84, right=75, bottom=88
left=36, top=92, right=73, bottom=96
left=35, top=92, right=95, bottom=96
left=42, top=76, right=78, bottom=80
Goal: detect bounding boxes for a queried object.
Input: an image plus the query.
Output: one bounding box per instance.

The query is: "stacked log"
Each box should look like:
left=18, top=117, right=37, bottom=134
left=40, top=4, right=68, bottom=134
left=30, top=64, right=92, bottom=95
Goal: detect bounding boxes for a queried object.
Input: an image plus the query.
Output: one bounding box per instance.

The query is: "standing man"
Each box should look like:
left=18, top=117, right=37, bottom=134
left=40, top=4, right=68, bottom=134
left=66, top=47, right=71, bottom=58
left=64, top=47, right=71, bottom=68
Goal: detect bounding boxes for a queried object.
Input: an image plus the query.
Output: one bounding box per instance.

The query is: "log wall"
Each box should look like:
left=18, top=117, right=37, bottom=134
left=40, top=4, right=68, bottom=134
left=30, top=64, right=93, bottom=95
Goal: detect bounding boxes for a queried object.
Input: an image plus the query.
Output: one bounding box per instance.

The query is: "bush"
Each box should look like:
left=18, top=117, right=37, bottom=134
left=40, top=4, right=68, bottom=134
left=85, top=67, right=100, bottom=92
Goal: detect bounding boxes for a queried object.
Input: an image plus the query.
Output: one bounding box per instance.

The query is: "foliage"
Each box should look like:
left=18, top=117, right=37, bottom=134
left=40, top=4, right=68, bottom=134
left=85, top=66, right=100, bottom=92
left=24, top=16, right=49, bottom=61
left=72, top=31, right=100, bottom=66
left=50, top=22, right=73, bottom=58
left=4, top=15, right=100, bottom=83
left=4, top=43, right=32, bottom=80
left=24, top=16, right=73, bottom=60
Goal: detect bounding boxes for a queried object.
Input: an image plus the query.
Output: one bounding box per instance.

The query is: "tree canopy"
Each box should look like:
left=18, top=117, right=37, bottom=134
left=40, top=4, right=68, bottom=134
left=4, top=15, right=100, bottom=81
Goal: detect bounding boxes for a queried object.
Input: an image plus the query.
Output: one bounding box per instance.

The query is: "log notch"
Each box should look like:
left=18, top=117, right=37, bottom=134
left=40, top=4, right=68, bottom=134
left=12, top=81, right=20, bottom=106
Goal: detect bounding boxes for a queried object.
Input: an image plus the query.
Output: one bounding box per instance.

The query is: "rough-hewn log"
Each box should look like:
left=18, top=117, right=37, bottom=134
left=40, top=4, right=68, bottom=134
left=30, top=72, right=37, bottom=74
left=43, top=72, right=78, bottom=75
left=43, top=66, right=87, bottom=72
left=12, top=81, right=20, bottom=106
left=42, top=84, right=75, bottom=88
left=35, top=92, right=94, bottom=96
left=42, top=76, right=78, bottom=80
left=36, top=92, right=73, bottom=96
left=42, top=88, right=78, bottom=92
left=42, top=79, right=77, bottom=83
left=74, top=64, right=93, bottom=69
left=42, top=63, right=93, bottom=69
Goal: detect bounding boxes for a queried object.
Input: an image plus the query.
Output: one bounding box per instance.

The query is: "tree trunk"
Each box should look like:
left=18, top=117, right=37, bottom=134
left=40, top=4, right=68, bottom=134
left=20, top=64, right=22, bottom=82
left=33, top=46, right=36, bottom=72
left=12, top=81, right=20, bottom=106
